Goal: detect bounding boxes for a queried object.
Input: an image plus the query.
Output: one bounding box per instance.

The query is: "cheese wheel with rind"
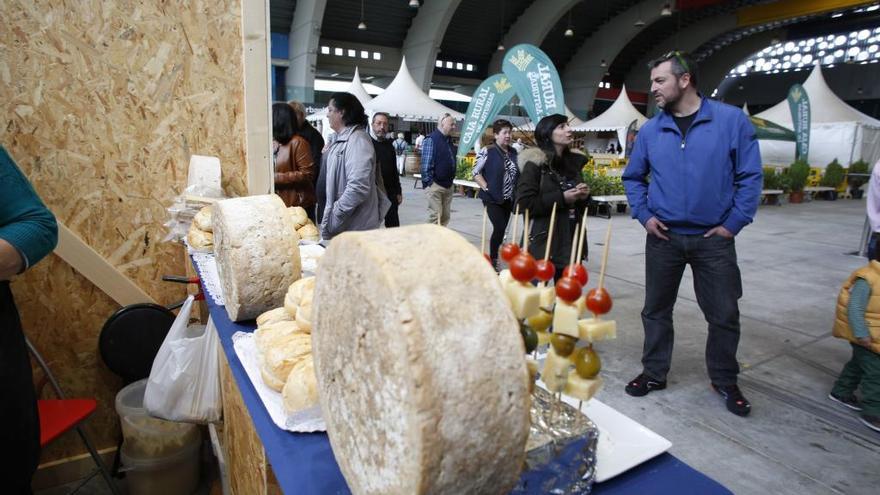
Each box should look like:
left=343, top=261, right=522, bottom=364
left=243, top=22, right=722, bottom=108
left=313, top=224, right=529, bottom=495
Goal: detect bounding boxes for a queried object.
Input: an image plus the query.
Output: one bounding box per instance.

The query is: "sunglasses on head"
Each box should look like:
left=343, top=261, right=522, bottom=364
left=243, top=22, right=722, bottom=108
left=662, top=51, right=690, bottom=74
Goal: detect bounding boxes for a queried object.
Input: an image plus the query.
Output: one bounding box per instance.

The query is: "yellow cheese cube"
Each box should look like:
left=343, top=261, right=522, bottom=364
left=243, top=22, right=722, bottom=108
left=578, top=319, right=617, bottom=343
left=539, top=286, right=556, bottom=309
left=542, top=348, right=571, bottom=392
left=504, top=281, right=541, bottom=320
left=536, top=330, right=551, bottom=346
left=564, top=374, right=604, bottom=402
left=552, top=299, right=580, bottom=338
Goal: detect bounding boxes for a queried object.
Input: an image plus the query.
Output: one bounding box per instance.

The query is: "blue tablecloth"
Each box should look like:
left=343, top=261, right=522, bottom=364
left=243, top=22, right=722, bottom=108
left=196, top=261, right=731, bottom=495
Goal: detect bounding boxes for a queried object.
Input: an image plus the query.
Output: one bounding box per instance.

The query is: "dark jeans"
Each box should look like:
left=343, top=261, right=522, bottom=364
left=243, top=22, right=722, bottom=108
left=485, top=199, right=513, bottom=263
left=0, top=282, right=40, bottom=494
left=641, top=232, right=743, bottom=386
left=385, top=200, right=400, bottom=228
left=832, top=343, right=880, bottom=416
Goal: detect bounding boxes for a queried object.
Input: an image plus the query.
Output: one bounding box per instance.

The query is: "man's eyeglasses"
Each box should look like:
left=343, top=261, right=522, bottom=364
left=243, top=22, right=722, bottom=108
left=662, top=51, right=690, bottom=74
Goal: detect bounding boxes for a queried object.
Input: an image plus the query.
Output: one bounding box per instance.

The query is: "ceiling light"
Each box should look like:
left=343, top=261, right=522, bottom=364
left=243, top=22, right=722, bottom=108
left=497, top=43, right=505, bottom=51
left=634, top=19, right=646, bottom=28
left=564, top=27, right=574, bottom=37
left=600, top=59, right=607, bottom=68
left=409, top=0, right=419, bottom=7
left=660, top=3, right=672, bottom=17
left=358, top=0, right=367, bottom=30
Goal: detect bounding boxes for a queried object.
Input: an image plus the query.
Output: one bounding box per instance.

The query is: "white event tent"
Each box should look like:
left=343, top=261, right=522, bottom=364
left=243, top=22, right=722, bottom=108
left=364, top=57, right=464, bottom=122
left=754, top=64, right=880, bottom=167
left=571, top=85, right=648, bottom=155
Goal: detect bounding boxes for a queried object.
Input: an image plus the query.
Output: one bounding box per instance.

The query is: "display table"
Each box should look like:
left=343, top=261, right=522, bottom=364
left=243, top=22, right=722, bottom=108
left=195, top=260, right=731, bottom=495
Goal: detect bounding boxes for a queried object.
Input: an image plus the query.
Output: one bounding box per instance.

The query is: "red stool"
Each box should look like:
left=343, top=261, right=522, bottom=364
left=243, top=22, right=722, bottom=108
left=27, top=337, right=121, bottom=495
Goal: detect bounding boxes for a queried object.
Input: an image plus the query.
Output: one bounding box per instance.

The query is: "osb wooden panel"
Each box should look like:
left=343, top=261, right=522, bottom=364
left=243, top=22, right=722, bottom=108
left=221, top=351, right=267, bottom=495
left=1, top=0, right=248, bottom=462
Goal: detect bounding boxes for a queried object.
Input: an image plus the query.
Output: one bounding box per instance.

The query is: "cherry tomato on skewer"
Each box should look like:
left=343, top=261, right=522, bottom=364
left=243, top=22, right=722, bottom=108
left=562, top=264, right=588, bottom=286
left=500, top=243, right=520, bottom=262
left=509, top=252, right=537, bottom=282
left=585, top=287, right=613, bottom=315
left=534, top=259, right=555, bottom=282
left=554, top=276, right=582, bottom=303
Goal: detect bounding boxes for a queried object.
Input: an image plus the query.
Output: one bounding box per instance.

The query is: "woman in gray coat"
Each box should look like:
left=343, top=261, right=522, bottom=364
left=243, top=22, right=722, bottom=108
left=319, top=92, right=390, bottom=240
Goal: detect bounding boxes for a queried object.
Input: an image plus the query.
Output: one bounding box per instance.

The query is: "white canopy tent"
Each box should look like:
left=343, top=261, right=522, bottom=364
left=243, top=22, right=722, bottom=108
left=364, top=57, right=464, bottom=122
left=570, top=85, right=648, bottom=155
left=754, top=64, right=880, bottom=167
left=305, top=68, right=373, bottom=124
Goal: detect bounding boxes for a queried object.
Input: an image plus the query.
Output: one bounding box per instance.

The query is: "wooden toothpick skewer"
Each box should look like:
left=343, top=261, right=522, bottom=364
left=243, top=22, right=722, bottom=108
left=543, top=203, right=557, bottom=261
left=511, top=204, right=520, bottom=246
left=523, top=209, right=530, bottom=251
left=598, top=219, right=612, bottom=290
left=575, top=209, right=588, bottom=264
left=480, top=206, right=488, bottom=256
left=568, top=223, right=579, bottom=268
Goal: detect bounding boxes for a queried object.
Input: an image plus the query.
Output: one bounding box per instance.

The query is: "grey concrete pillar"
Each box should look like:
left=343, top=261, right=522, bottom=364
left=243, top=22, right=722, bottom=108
left=285, top=0, right=327, bottom=103
left=402, top=0, right=462, bottom=92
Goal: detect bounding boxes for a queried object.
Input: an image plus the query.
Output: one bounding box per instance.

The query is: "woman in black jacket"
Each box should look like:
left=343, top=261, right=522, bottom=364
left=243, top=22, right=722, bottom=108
left=473, top=119, right=518, bottom=269
left=516, top=114, right=591, bottom=280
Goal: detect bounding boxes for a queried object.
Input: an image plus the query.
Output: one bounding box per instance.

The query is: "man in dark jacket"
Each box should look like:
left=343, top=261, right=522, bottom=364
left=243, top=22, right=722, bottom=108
left=622, top=51, right=762, bottom=417
left=420, top=114, right=456, bottom=226
left=288, top=100, right=325, bottom=217
left=371, top=113, right=403, bottom=227
left=1, top=146, right=59, bottom=492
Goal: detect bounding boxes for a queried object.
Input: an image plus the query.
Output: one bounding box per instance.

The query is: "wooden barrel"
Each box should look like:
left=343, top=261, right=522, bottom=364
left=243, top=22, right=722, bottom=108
left=405, top=153, right=421, bottom=174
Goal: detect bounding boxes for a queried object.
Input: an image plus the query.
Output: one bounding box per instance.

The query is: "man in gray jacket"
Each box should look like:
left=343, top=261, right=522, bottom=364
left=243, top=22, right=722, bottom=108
left=319, top=92, right=390, bottom=240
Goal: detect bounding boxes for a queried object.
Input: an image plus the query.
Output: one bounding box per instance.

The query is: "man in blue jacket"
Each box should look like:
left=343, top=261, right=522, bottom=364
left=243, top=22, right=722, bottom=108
left=622, top=52, right=762, bottom=416
left=420, top=113, right=457, bottom=226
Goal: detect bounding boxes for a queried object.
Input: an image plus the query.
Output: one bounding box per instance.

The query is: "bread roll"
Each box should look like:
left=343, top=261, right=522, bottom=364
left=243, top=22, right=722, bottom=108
left=262, top=332, right=312, bottom=391
left=287, top=206, right=309, bottom=230
left=284, top=276, right=315, bottom=317
left=297, top=223, right=320, bottom=242
left=254, top=321, right=302, bottom=356
left=256, top=307, right=293, bottom=327
left=282, top=354, right=318, bottom=414
left=260, top=366, right=286, bottom=392
left=187, top=226, right=213, bottom=250
left=193, top=206, right=213, bottom=232
left=312, top=224, right=529, bottom=495
left=295, top=302, right=312, bottom=334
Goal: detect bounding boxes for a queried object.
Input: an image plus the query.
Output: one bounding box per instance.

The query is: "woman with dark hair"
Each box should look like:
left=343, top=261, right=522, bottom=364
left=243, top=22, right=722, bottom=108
left=318, top=92, right=389, bottom=239
left=516, top=114, right=591, bottom=280
left=473, top=119, right=519, bottom=270
left=272, top=102, right=316, bottom=213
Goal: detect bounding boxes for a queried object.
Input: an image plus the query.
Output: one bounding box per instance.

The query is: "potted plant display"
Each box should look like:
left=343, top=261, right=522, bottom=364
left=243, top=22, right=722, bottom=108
left=820, top=159, right=845, bottom=200
left=785, top=159, right=810, bottom=204
left=848, top=159, right=870, bottom=199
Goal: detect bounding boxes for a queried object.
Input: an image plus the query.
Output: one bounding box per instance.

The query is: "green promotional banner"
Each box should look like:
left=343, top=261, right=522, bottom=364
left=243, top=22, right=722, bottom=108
left=787, top=84, right=811, bottom=160
left=748, top=116, right=796, bottom=142
left=502, top=44, right=565, bottom=123
left=456, top=74, right=516, bottom=158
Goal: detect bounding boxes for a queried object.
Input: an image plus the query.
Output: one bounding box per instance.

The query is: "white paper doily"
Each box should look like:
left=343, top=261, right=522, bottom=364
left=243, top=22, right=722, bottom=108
left=191, top=251, right=225, bottom=306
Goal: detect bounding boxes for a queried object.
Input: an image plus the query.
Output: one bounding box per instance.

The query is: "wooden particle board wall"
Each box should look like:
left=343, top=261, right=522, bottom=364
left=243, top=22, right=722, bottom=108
left=1, top=0, right=249, bottom=462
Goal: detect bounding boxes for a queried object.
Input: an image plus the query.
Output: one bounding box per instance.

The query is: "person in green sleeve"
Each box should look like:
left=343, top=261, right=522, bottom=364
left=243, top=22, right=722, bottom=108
left=829, top=253, right=880, bottom=433
left=1, top=145, right=59, bottom=492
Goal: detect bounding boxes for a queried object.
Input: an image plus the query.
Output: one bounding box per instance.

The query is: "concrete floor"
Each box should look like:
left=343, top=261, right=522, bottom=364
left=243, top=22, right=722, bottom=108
left=42, top=181, right=880, bottom=494
left=395, top=180, right=879, bottom=495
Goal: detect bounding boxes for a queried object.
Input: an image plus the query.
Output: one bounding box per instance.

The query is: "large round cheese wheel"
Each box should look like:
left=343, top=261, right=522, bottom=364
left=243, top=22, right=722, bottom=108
left=313, top=224, right=529, bottom=495
left=213, top=194, right=302, bottom=321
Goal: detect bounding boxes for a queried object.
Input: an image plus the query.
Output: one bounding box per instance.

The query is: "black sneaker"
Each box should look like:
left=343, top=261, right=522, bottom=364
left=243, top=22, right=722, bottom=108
left=828, top=392, right=863, bottom=412
left=860, top=414, right=880, bottom=433
left=625, top=374, right=667, bottom=397
left=712, top=384, right=751, bottom=417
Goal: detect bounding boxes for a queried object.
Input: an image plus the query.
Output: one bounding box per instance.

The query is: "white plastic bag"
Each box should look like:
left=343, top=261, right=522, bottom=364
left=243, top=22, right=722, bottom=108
left=144, top=296, right=222, bottom=423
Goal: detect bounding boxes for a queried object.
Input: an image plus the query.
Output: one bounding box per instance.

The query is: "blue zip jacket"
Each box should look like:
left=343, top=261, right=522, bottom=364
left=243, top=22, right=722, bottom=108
left=622, top=98, right=763, bottom=235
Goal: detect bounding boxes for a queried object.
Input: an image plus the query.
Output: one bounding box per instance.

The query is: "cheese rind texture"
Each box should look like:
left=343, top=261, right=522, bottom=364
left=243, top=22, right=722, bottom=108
left=313, top=224, right=529, bottom=495
left=213, top=195, right=302, bottom=321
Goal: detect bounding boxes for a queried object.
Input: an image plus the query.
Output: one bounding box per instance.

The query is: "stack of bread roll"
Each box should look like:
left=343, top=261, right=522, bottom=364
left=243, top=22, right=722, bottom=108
left=287, top=206, right=319, bottom=242
left=187, top=206, right=214, bottom=250
left=254, top=276, right=319, bottom=415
